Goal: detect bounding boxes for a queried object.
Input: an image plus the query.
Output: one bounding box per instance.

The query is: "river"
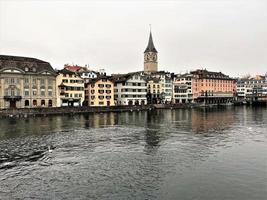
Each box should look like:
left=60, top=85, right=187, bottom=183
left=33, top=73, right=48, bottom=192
left=0, top=106, right=266, bottom=200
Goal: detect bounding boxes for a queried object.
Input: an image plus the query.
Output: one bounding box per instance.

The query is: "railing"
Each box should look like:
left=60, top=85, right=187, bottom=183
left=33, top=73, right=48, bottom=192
left=4, top=96, right=22, bottom=100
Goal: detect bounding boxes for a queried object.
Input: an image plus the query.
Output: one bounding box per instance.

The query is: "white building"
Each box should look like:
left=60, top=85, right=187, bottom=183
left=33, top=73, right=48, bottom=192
left=172, top=74, right=193, bottom=103
left=236, top=75, right=267, bottom=100
left=113, top=72, right=147, bottom=106
left=79, top=70, right=98, bottom=83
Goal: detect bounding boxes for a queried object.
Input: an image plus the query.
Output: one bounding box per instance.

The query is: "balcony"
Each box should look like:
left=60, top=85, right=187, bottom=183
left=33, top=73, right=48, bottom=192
left=4, top=95, right=22, bottom=100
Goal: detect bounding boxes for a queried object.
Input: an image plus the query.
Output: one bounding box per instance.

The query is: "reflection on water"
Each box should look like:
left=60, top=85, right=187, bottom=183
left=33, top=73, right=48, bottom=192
left=0, top=107, right=266, bottom=200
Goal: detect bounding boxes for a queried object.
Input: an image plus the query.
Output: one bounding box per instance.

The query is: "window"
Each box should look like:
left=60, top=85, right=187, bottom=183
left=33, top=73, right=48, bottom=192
left=48, top=91, right=53, bottom=96
left=25, top=100, right=29, bottom=107
left=11, top=78, right=15, bottom=84
left=24, top=90, right=29, bottom=96
left=41, top=91, right=45, bottom=96
left=48, top=100, right=53, bottom=107
left=11, top=89, right=15, bottom=96
left=40, top=79, right=45, bottom=85
left=41, top=100, right=45, bottom=106
left=24, top=78, right=29, bottom=84
left=33, top=100, right=37, bottom=106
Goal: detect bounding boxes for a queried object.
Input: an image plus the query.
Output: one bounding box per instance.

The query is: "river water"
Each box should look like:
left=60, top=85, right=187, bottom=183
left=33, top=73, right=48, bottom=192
left=0, top=106, right=266, bottom=200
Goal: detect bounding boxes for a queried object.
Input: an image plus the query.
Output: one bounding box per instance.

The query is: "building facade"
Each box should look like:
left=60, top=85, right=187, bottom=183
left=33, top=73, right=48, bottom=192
left=0, top=55, right=57, bottom=109
left=191, top=69, right=235, bottom=104
left=84, top=77, right=115, bottom=106
left=236, top=74, right=267, bottom=101
left=114, top=73, right=147, bottom=105
left=146, top=77, right=162, bottom=104
left=173, top=73, right=193, bottom=103
left=64, top=64, right=98, bottom=83
left=56, top=69, right=84, bottom=107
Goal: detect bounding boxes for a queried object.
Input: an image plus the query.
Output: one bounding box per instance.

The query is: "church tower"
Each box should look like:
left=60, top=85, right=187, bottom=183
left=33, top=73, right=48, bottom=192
left=144, top=30, right=158, bottom=72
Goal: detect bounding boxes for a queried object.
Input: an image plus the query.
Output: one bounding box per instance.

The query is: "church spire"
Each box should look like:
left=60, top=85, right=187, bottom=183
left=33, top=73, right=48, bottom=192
left=144, top=28, right=157, bottom=53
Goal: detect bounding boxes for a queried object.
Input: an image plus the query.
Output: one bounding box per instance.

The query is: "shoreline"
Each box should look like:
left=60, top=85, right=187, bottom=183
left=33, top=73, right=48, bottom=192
left=0, top=103, right=266, bottom=119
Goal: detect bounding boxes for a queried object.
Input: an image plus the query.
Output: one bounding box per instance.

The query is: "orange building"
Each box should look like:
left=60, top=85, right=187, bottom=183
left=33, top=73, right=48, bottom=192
left=191, top=69, right=235, bottom=104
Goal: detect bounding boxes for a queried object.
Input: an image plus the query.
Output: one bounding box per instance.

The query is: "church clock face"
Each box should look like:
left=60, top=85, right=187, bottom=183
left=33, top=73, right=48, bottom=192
left=144, top=53, right=150, bottom=62
left=152, top=54, right=157, bottom=61
left=144, top=52, right=157, bottom=62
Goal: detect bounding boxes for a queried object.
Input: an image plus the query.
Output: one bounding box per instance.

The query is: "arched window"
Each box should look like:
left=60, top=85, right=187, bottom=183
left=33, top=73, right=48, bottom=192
left=128, top=100, right=133, bottom=106
left=48, top=100, right=53, bottom=107
left=25, top=100, right=29, bottom=107
left=33, top=100, right=37, bottom=106
left=41, top=100, right=45, bottom=106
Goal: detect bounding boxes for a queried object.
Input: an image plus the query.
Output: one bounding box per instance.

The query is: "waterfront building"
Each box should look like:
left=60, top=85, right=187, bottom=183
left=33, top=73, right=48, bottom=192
left=145, top=71, right=173, bottom=103
left=146, top=77, right=162, bottom=104
left=64, top=64, right=98, bottom=83
left=144, top=31, right=158, bottom=73
left=56, top=68, right=84, bottom=107
left=113, top=72, right=147, bottom=105
left=191, top=69, right=235, bottom=104
left=236, top=74, right=267, bottom=101
left=173, top=73, right=194, bottom=103
left=0, top=55, right=57, bottom=109
left=84, top=77, right=115, bottom=106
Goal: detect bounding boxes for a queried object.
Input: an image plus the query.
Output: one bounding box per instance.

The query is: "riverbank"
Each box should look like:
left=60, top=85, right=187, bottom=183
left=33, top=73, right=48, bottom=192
left=0, top=105, right=154, bottom=118
left=0, top=104, right=195, bottom=118
left=0, top=103, right=265, bottom=118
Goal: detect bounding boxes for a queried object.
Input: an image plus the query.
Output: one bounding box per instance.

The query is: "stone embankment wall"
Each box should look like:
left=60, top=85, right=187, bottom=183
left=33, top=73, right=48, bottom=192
left=0, top=103, right=251, bottom=118
left=0, top=105, right=154, bottom=118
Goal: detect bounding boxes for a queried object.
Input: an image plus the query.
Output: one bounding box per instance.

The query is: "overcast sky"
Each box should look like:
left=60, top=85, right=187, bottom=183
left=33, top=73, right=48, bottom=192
left=0, top=0, right=266, bottom=77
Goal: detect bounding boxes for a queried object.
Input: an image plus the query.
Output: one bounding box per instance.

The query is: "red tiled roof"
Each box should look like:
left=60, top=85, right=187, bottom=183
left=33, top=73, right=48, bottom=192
left=65, top=66, right=82, bottom=72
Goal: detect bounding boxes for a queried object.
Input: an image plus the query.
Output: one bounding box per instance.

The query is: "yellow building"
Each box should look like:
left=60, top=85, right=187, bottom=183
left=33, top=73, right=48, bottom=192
left=85, top=77, right=114, bottom=106
left=0, top=55, right=57, bottom=109
left=146, top=77, right=162, bottom=104
left=56, top=68, right=84, bottom=107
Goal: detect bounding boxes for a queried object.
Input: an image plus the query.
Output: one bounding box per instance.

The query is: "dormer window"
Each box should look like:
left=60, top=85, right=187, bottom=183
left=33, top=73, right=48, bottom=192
left=32, top=67, right=36, bottom=72
left=25, top=67, right=29, bottom=72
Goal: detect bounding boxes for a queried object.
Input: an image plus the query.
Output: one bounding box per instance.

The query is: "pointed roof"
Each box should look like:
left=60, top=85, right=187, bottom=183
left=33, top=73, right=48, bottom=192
left=144, top=31, right=158, bottom=53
